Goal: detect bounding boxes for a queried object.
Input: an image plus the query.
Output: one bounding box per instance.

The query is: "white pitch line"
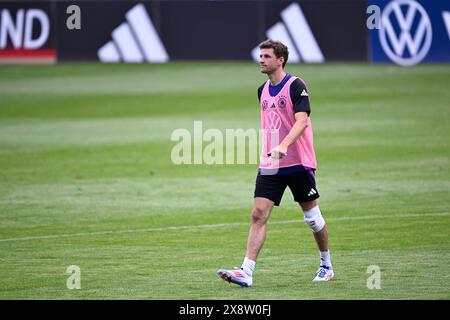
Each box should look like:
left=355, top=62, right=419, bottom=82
left=0, top=212, right=448, bottom=243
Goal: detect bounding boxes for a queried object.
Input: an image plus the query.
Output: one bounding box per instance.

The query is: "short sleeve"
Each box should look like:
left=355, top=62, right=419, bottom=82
left=257, top=83, right=264, bottom=102
left=290, top=78, right=311, bottom=116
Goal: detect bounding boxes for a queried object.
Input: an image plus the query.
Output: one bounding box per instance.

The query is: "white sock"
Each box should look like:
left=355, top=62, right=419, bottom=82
left=240, top=257, right=255, bottom=277
left=320, top=250, right=332, bottom=269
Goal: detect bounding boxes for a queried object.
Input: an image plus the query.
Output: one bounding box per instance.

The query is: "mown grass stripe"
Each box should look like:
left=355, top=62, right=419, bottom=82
left=0, top=212, right=447, bottom=243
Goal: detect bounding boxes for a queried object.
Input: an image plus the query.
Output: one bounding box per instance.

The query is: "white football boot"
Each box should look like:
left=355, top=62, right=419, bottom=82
left=313, top=266, right=334, bottom=282
left=217, top=268, right=253, bottom=287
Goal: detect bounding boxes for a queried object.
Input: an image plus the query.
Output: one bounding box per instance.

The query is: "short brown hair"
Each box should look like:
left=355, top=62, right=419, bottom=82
left=259, top=39, right=289, bottom=68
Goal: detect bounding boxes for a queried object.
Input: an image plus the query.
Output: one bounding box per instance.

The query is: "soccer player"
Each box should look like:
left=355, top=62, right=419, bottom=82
left=217, top=40, right=334, bottom=287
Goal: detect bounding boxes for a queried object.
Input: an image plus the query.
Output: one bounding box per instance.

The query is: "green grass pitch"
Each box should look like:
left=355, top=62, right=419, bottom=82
left=0, top=62, right=449, bottom=299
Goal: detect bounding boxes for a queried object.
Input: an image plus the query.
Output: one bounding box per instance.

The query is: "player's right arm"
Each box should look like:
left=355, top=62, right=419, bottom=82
left=257, top=83, right=265, bottom=102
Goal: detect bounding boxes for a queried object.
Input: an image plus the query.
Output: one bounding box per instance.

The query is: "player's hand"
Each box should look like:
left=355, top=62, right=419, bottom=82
left=268, top=145, right=288, bottom=160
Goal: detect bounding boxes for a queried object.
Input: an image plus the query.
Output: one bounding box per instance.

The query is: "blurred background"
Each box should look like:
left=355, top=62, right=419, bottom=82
left=1, top=0, right=449, bottom=64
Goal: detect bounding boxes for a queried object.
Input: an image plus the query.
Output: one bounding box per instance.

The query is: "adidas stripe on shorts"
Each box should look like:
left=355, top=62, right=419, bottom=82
left=254, top=170, right=320, bottom=206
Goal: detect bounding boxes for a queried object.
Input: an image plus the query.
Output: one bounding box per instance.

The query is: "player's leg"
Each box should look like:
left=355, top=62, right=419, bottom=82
left=217, top=198, right=274, bottom=287
left=288, top=171, right=334, bottom=282
left=217, top=197, right=273, bottom=287
left=245, top=197, right=275, bottom=261
left=299, top=199, right=334, bottom=282
left=217, top=174, right=285, bottom=287
left=300, top=199, right=329, bottom=252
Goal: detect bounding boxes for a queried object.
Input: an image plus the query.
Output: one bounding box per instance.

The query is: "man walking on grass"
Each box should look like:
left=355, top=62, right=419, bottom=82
left=217, top=40, right=334, bottom=287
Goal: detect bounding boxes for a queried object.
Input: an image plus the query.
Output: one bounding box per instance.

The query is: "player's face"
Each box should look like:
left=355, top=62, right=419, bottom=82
left=259, top=48, right=283, bottom=74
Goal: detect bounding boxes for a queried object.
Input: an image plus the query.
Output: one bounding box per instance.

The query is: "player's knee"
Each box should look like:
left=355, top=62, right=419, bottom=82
left=252, top=206, right=269, bottom=225
left=303, top=206, right=325, bottom=233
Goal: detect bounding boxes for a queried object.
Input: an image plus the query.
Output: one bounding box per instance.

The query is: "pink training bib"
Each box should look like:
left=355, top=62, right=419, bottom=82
left=259, top=76, right=317, bottom=170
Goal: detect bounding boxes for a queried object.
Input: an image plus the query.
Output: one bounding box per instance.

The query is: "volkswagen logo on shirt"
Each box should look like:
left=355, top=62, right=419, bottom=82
left=379, top=0, right=432, bottom=66
left=267, top=111, right=281, bottom=132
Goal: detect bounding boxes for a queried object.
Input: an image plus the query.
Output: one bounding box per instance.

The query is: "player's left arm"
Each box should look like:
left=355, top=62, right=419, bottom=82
left=269, top=112, right=309, bottom=159
left=269, top=78, right=311, bottom=159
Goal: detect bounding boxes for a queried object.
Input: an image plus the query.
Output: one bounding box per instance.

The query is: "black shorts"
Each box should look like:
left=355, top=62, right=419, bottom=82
left=254, top=170, right=320, bottom=206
